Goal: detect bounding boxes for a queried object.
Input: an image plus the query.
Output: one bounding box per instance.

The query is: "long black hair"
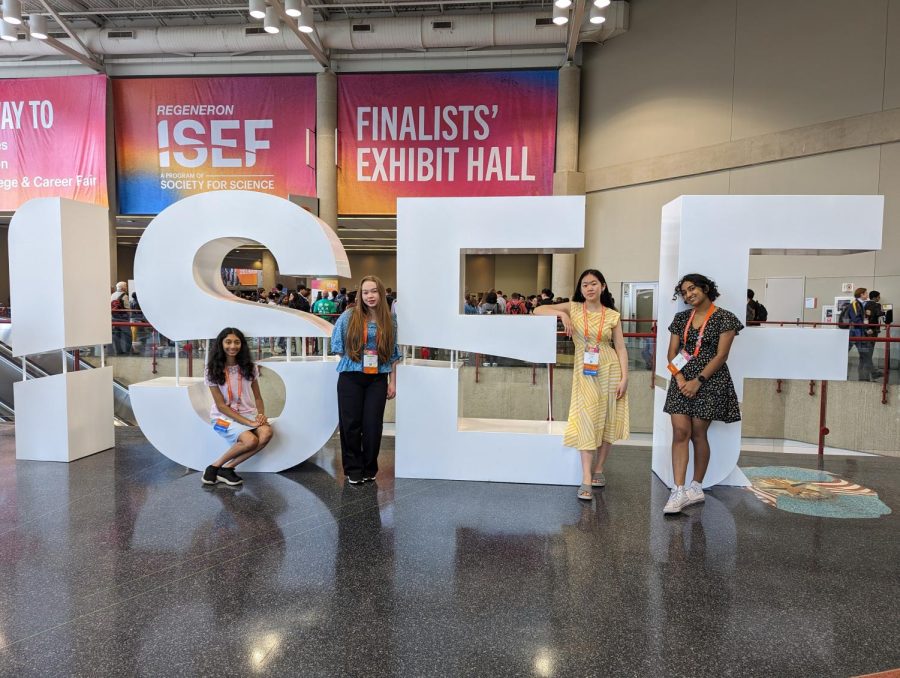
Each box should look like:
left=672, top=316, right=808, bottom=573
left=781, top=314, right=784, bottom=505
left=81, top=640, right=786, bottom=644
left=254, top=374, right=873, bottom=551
left=207, top=327, right=255, bottom=385
left=673, top=273, right=720, bottom=302
left=572, top=269, right=616, bottom=310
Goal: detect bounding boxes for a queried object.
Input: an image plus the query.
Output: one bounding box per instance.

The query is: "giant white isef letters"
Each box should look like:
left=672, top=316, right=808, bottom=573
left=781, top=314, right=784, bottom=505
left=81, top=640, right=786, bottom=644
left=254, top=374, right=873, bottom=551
left=395, top=196, right=585, bottom=485
left=129, top=191, right=350, bottom=472
left=653, top=195, right=884, bottom=488
left=9, top=198, right=115, bottom=461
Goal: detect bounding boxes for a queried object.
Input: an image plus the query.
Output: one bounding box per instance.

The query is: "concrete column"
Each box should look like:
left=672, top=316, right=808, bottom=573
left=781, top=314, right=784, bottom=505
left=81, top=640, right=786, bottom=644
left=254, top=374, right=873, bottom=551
left=536, top=253, right=551, bottom=293
left=552, top=61, right=585, bottom=300
left=316, top=70, right=338, bottom=231
left=262, top=251, right=277, bottom=292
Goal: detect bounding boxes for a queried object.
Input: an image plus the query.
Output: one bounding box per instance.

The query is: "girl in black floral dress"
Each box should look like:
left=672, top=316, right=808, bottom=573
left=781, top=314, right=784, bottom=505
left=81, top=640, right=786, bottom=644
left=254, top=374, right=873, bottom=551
left=663, top=274, right=743, bottom=515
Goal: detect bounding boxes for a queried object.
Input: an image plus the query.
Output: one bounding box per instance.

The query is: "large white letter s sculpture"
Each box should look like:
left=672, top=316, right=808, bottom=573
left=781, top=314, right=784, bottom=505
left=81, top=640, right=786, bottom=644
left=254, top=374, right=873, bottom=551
left=652, top=195, right=884, bottom=488
left=129, top=190, right=350, bottom=472
left=395, top=196, right=585, bottom=485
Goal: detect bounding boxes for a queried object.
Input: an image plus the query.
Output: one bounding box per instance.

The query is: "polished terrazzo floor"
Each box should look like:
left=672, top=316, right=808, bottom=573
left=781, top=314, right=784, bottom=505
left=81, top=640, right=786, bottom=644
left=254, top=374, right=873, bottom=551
left=0, top=425, right=898, bottom=678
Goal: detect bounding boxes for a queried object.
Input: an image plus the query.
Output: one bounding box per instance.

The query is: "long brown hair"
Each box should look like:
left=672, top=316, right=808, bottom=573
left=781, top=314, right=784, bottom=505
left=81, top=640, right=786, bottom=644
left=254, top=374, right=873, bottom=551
left=345, top=275, right=395, bottom=363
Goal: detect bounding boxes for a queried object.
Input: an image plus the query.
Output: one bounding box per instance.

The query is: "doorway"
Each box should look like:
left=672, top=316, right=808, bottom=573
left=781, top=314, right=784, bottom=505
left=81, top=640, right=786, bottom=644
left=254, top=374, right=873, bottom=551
left=763, top=277, right=805, bottom=323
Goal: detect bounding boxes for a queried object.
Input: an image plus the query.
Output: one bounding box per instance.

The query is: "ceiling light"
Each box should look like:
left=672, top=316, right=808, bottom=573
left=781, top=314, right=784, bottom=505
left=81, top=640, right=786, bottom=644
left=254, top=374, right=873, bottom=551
left=594, top=0, right=611, bottom=6
left=298, top=6, right=314, bottom=33
left=0, top=21, right=16, bottom=40
left=552, top=5, right=569, bottom=25
left=2, top=0, right=22, bottom=25
left=28, top=13, right=47, bottom=39
left=249, top=0, right=266, bottom=20
left=589, top=5, right=606, bottom=24
left=264, top=6, right=280, bottom=33
left=554, top=0, right=572, bottom=7
left=285, top=0, right=302, bottom=18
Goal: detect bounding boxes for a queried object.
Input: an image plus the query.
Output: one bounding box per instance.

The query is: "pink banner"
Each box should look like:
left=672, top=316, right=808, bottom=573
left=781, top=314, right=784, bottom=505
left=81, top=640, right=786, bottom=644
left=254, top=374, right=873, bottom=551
left=0, top=74, right=108, bottom=211
left=114, top=76, right=316, bottom=215
left=338, top=70, right=558, bottom=215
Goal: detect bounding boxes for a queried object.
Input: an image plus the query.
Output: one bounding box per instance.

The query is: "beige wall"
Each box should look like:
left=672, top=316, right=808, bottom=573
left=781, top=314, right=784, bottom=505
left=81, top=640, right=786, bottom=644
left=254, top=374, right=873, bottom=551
left=494, top=254, right=539, bottom=296
left=117, top=245, right=135, bottom=285
left=579, top=0, right=900, bottom=321
left=345, top=253, right=397, bottom=291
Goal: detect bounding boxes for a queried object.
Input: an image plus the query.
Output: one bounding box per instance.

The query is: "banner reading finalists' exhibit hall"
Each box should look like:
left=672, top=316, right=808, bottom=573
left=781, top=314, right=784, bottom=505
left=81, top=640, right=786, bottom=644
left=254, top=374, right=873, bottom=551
left=113, top=76, right=317, bottom=215
left=0, top=74, right=108, bottom=211
left=337, top=70, right=558, bottom=215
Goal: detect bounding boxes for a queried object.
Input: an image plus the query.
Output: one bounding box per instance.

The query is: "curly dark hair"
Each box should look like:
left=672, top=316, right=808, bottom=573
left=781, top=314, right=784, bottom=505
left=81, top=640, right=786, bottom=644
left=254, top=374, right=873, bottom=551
left=207, top=327, right=255, bottom=385
left=572, top=269, right=616, bottom=310
left=673, top=273, right=720, bottom=302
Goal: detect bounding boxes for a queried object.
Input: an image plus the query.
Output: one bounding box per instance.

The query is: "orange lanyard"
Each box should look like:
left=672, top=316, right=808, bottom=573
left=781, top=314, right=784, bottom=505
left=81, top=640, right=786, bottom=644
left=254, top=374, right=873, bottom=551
left=582, top=304, right=607, bottom=348
left=225, top=368, right=243, bottom=408
left=364, top=321, right=379, bottom=351
left=683, top=304, right=716, bottom=357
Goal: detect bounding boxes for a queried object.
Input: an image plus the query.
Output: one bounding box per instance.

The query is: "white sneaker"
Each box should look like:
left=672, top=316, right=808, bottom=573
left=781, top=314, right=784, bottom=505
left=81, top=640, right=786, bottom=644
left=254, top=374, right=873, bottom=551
left=663, top=486, right=689, bottom=514
left=685, top=481, right=705, bottom=506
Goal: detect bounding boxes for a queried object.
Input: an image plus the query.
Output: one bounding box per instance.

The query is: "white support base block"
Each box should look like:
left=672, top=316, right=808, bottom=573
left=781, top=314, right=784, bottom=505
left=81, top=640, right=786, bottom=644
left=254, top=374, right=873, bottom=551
left=14, top=367, right=115, bottom=462
left=395, top=362, right=581, bottom=485
left=129, top=358, right=339, bottom=472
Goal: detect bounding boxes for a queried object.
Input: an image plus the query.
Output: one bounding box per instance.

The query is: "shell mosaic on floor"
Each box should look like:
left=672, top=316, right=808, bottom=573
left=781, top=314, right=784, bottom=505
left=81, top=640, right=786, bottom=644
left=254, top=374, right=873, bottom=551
left=742, top=466, right=891, bottom=519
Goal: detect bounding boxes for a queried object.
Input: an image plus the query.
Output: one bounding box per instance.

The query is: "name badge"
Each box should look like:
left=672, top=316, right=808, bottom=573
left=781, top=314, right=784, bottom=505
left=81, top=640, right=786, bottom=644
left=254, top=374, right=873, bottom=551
left=213, top=417, right=232, bottom=432
left=583, top=347, right=600, bottom=376
left=667, top=350, right=692, bottom=375
left=363, top=349, right=379, bottom=375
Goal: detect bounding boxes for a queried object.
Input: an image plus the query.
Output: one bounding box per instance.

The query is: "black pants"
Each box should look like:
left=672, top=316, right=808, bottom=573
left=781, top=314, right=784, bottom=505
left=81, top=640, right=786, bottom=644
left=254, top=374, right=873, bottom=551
left=337, top=371, right=388, bottom=481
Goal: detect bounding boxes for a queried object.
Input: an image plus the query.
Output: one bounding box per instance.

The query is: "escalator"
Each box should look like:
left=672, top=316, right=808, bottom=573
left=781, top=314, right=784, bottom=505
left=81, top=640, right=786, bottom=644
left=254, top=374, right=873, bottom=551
left=0, top=342, right=136, bottom=425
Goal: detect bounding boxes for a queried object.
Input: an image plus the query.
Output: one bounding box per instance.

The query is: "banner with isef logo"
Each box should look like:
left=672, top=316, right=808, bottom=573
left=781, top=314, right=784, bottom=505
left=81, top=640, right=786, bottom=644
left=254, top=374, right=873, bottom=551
left=114, top=76, right=317, bottom=215
left=337, top=70, right=558, bottom=215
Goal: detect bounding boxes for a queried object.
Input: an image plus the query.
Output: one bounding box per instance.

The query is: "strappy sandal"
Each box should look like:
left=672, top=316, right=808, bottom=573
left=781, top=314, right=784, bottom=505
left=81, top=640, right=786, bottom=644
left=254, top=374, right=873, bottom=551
left=577, top=484, right=593, bottom=500
left=591, top=472, right=606, bottom=487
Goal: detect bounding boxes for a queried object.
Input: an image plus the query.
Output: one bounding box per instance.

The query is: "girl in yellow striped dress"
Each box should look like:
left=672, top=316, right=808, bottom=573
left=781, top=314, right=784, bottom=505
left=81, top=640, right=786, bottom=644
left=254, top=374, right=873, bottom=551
left=535, top=269, right=630, bottom=500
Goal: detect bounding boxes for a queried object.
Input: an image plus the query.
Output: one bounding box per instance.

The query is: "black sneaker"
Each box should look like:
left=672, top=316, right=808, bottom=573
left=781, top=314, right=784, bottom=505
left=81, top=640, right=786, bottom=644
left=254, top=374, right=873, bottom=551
left=363, top=475, right=377, bottom=482
left=347, top=477, right=364, bottom=485
left=201, top=465, right=220, bottom=485
left=217, top=467, right=243, bottom=486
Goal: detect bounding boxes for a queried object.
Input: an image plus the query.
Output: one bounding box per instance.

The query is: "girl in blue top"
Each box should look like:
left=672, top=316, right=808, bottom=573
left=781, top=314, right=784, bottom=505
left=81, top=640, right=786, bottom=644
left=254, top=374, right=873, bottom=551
left=331, top=275, right=402, bottom=485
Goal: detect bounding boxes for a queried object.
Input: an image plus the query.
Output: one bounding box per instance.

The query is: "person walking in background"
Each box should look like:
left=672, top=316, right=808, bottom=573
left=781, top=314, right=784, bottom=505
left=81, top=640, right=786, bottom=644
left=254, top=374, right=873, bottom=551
left=110, top=281, right=132, bottom=355
left=506, top=293, right=527, bottom=315
left=746, top=289, right=767, bottom=326
left=313, top=290, right=339, bottom=321
left=663, top=273, right=743, bottom=515
left=535, top=269, right=630, bottom=500
left=464, top=294, right=480, bottom=315
left=479, top=291, right=503, bottom=366
left=496, top=290, right=508, bottom=313
left=331, top=275, right=401, bottom=485
left=864, top=290, right=885, bottom=381
left=841, top=287, right=873, bottom=381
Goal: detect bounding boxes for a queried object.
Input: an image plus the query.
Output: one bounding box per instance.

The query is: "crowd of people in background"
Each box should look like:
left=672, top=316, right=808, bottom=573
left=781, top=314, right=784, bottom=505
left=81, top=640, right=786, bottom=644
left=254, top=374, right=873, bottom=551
left=464, top=288, right=568, bottom=316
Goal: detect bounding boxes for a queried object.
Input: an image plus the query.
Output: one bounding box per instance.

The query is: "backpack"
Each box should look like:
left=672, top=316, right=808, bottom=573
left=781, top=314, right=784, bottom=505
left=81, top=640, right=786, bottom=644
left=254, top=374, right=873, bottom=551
left=482, top=304, right=499, bottom=316
left=111, top=294, right=127, bottom=312
left=754, top=302, right=768, bottom=322
left=507, top=300, right=526, bottom=315
left=837, top=304, right=851, bottom=329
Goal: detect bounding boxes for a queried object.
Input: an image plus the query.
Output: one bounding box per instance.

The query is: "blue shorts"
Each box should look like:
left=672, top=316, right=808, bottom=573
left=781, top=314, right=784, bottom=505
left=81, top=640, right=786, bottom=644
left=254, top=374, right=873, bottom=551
left=210, top=418, right=258, bottom=444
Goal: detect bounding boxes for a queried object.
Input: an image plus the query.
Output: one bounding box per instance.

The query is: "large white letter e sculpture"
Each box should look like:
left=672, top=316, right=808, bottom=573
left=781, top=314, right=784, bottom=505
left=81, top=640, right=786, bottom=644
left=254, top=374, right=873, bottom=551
left=395, top=196, right=585, bottom=485
left=652, top=195, right=884, bottom=488
left=129, top=190, right=350, bottom=472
